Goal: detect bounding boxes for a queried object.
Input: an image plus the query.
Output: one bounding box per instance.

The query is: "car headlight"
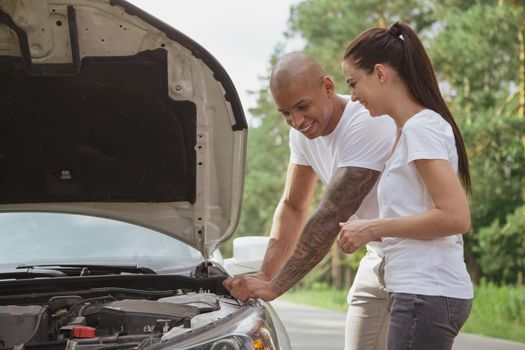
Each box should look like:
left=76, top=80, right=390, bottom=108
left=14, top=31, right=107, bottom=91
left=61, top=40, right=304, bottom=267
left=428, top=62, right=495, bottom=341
left=207, top=333, right=270, bottom=350
left=153, top=301, right=290, bottom=350
left=209, top=337, right=243, bottom=350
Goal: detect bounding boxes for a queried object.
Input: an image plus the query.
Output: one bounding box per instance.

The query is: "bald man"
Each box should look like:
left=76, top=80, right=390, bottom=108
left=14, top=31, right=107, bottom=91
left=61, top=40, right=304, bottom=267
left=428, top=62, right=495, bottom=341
left=224, top=52, right=395, bottom=350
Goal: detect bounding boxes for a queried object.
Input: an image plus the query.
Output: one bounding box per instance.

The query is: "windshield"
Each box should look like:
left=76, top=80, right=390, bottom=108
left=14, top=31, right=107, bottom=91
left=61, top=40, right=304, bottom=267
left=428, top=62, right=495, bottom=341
left=0, top=212, right=203, bottom=272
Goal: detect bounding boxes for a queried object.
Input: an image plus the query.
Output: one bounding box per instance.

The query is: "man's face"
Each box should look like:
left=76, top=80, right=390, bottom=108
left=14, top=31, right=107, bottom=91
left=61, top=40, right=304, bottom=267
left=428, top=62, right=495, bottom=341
left=272, top=76, right=336, bottom=139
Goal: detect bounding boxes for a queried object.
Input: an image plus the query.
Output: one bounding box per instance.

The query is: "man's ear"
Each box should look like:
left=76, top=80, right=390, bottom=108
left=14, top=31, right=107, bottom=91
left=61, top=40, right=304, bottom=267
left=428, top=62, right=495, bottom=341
left=321, top=75, right=335, bottom=94
left=374, top=64, right=387, bottom=83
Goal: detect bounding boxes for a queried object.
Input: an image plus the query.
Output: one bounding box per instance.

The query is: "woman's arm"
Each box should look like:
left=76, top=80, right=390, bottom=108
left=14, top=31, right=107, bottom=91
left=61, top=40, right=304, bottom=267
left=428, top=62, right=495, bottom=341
left=338, top=159, right=470, bottom=253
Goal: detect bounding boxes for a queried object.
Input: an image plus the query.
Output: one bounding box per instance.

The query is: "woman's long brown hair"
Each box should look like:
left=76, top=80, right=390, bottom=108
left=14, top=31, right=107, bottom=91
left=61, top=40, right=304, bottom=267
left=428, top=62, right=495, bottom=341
left=343, top=22, right=471, bottom=194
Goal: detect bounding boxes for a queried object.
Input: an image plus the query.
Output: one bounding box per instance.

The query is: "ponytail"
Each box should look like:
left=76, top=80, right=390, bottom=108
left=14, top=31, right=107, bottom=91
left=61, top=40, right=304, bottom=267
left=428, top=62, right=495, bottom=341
left=343, top=22, right=471, bottom=194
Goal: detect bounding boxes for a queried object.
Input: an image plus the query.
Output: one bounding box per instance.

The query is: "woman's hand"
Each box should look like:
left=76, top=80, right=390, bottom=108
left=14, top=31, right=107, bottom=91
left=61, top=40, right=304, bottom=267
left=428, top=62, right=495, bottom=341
left=337, top=219, right=381, bottom=254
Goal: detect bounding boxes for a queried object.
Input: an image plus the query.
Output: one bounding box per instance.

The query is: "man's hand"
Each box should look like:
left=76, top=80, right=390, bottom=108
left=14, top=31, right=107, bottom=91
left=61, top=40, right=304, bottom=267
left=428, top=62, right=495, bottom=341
left=338, top=219, right=381, bottom=254
left=223, top=274, right=278, bottom=302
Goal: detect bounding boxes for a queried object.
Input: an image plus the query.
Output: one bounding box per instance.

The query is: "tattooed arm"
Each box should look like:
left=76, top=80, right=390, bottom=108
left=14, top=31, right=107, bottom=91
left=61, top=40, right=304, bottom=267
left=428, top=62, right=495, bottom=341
left=224, top=166, right=380, bottom=302
left=271, top=166, right=379, bottom=296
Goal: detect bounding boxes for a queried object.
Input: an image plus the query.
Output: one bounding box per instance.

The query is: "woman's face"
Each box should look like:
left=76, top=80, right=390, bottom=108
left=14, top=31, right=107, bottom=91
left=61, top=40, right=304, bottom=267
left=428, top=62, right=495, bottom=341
left=341, top=59, right=386, bottom=117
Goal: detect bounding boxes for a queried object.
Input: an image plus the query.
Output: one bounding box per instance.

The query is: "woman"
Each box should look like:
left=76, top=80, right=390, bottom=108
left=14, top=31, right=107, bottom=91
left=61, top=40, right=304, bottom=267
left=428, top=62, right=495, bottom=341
left=338, top=22, right=473, bottom=350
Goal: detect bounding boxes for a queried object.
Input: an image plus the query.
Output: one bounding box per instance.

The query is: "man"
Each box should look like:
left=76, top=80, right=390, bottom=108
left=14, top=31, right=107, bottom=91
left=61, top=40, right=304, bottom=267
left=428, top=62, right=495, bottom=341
left=224, top=52, right=394, bottom=350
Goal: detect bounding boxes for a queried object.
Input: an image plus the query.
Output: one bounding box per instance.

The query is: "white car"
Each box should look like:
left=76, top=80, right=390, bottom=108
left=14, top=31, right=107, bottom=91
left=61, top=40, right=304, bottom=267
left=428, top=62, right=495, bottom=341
left=0, top=0, right=290, bottom=349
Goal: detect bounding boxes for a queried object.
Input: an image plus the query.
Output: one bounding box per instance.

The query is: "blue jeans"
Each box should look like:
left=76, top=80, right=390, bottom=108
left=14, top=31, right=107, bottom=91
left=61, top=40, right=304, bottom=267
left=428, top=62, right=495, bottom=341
left=387, top=293, right=472, bottom=350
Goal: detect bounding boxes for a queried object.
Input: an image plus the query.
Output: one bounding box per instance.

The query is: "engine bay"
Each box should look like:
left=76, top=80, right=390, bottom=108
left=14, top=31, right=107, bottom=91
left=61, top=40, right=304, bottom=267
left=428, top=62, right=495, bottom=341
left=0, top=289, right=242, bottom=350
left=0, top=265, right=245, bottom=350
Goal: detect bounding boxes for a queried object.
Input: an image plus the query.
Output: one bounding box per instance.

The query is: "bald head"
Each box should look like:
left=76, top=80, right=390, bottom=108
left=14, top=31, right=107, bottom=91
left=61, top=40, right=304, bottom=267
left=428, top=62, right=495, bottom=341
left=268, top=53, right=343, bottom=139
left=270, top=52, right=327, bottom=93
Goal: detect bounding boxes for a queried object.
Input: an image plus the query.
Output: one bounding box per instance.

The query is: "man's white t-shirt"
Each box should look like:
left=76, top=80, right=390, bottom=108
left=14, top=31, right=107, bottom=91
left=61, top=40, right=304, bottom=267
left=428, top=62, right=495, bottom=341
left=289, top=99, right=395, bottom=256
left=378, top=109, right=473, bottom=299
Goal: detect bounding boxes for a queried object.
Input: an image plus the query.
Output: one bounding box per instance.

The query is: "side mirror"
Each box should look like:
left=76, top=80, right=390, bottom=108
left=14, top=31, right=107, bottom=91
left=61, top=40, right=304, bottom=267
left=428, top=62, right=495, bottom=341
left=224, top=236, right=269, bottom=275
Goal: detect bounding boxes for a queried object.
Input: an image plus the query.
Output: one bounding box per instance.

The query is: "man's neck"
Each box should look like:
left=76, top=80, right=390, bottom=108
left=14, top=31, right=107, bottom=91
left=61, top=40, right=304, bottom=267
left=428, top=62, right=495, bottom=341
left=325, top=95, right=348, bottom=135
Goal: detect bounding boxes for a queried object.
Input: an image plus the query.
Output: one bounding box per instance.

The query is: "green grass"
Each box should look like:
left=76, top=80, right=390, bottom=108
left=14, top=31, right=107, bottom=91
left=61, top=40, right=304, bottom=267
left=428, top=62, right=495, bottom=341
left=461, top=284, right=525, bottom=343
left=281, top=283, right=349, bottom=311
left=282, top=283, right=525, bottom=343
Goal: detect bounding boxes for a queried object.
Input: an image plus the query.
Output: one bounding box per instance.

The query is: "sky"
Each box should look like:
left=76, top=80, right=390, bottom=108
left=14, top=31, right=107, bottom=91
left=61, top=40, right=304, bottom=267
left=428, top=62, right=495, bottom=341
left=127, top=0, right=304, bottom=122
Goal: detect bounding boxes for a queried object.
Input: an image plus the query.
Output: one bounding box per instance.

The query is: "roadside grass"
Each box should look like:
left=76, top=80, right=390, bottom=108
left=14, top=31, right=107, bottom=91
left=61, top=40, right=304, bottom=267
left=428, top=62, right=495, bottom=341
left=282, top=283, right=349, bottom=311
left=461, top=284, right=525, bottom=343
left=281, top=283, right=525, bottom=343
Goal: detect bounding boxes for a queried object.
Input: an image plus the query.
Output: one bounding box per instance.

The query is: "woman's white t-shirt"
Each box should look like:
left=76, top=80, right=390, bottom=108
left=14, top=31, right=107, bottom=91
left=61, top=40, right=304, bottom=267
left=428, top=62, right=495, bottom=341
left=378, top=109, right=473, bottom=299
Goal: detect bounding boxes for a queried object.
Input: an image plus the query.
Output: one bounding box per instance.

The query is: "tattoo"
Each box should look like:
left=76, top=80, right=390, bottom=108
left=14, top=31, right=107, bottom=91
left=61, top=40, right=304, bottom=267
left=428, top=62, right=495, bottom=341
left=272, top=167, right=380, bottom=295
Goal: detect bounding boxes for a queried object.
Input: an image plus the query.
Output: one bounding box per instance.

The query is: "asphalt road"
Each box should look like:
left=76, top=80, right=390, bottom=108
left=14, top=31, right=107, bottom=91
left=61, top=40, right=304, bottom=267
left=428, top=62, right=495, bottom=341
left=271, top=299, right=525, bottom=350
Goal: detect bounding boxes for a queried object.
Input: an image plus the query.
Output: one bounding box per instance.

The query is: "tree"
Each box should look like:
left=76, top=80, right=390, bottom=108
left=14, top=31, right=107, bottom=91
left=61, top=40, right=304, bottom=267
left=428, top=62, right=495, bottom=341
left=288, top=0, right=434, bottom=91
left=475, top=205, right=525, bottom=284
left=429, top=2, right=521, bottom=123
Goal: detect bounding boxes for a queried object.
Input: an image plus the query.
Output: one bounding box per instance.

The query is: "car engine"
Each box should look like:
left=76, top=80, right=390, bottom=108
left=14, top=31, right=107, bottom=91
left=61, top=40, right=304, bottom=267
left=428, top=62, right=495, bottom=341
left=0, top=290, right=241, bottom=350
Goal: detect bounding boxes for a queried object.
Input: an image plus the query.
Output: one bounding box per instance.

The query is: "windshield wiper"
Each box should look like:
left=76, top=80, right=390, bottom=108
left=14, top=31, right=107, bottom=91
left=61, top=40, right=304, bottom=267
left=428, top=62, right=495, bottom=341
left=0, top=268, right=68, bottom=280
left=15, top=264, right=157, bottom=276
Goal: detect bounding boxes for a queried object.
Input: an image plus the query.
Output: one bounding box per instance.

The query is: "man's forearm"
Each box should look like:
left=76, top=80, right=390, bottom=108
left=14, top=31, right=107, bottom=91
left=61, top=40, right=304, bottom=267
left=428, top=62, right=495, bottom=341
left=272, top=203, right=341, bottom=294
left=259, top=201, right=309, bottom=279
left=270, top=167, right=380, bottom=296
left=259, top=238, right=294, bottom=279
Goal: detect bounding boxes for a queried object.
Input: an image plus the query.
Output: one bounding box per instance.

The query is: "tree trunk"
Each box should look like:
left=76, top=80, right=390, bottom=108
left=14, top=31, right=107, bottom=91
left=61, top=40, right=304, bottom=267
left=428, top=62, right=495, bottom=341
left=463, top=76, right=473, bottom=124
left=344, top=265, right=353, bottom=291
left=518, top=27, right=525, bottom=118
left=331, top=244, right=341, bottom=290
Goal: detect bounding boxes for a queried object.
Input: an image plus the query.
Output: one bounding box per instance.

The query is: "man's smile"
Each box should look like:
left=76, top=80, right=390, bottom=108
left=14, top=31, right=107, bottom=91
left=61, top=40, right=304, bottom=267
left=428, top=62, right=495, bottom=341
left=299, top=122, right=314, bottom=134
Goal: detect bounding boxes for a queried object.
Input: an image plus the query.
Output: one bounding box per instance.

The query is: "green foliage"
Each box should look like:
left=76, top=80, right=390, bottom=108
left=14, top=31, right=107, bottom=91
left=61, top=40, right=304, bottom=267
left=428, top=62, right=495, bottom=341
left=474, top=206, right=525, bottom=284
left=461, top=283, right=525, bottom=342
left=458, top=102, right=525, bottom=282
left=465, top=110, right=525, bottom=230
left=428, top=2, right=519, bottom=120
left=289, top=0, right=433, bottom=91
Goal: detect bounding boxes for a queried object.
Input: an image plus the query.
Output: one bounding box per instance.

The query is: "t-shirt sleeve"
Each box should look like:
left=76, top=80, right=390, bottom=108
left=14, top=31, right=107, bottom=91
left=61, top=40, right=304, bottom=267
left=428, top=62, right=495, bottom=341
left=289, top=128, right=310, bottom=166
left=403, top=119, right=451, bottom=163
left=338, top=115, right=395, bottom=171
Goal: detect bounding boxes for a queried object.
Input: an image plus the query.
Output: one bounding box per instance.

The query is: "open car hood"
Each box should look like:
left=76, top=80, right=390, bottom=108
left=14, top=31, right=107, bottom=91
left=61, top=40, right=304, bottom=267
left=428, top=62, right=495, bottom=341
left=0, top=0, right=247, bottom=258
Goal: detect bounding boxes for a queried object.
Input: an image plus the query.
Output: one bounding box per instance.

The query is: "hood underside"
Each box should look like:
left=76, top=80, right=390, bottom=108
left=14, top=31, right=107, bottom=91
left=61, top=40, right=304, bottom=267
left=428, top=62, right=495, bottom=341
left=0, top=0, right=247, bottom=257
